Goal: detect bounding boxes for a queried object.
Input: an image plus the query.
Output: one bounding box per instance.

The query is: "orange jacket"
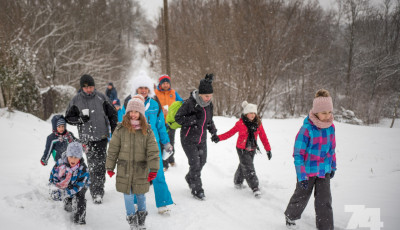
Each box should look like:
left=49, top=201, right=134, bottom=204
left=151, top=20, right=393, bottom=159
left=155, top=88, right=177, bottom=121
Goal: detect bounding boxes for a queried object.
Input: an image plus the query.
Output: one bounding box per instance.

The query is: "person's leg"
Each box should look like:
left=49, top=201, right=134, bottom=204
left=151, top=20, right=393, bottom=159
left=284, top=177, right=316, bottom=221
left=74, top=187, right=87, bottom=224
left=152, top=143, right=173, bottom=208
left=314, top=174, right=334, bottom=230
left=136, top=194, right=146, bottom=212
left=123, top=191, right=137, bottom=216
left=86, top=139, right=107, bottom=200
left=182, top=142, right=207, bottom=195
left=167, top=128, right=176, bottom=164
left=236, top=148, right=258, bottom=190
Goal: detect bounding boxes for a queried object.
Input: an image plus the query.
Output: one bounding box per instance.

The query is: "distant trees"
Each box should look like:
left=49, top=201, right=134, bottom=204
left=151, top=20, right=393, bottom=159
left=156, top=0, right=400, bottom=123
left=0, top=0, right=154, bottom=119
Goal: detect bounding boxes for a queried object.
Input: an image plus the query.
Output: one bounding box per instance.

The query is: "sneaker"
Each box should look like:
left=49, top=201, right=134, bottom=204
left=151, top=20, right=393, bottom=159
left=253, top=188, right=261, bottom=198
left=158, top=206, right=171, bottom=215
left=93, top=195, right=103, bottom=204
left=234, top=184, right=246, bottom=189
left=285, top=216, right=297, bottom=229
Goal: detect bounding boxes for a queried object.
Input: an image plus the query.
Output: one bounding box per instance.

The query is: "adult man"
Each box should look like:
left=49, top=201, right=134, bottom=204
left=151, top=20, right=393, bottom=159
left=65, top=74, right=118, bottom=204
left=105, top=82, right=118, bottom=103
left=154, top=75, right=183, bottom=171
left=123, top=71, right=174, bottom=215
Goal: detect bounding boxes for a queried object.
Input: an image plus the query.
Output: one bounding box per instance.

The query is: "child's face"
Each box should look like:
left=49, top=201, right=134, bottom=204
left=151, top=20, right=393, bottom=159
left=67, top=156, right=80, bottom=167
left=57, top=125, right=65, bottom=133
left=315, top=111, right=332, bottom=122
left=246, top=113, right=256, bottom=121
left=129, top=111, right=140, bottom=120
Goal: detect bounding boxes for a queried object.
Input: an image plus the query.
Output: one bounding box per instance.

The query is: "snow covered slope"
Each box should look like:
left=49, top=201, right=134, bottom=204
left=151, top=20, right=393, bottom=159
left=0, top=109, right=399, bottom=229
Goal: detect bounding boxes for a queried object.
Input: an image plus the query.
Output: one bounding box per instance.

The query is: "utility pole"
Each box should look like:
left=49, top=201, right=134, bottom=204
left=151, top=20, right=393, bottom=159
left=163, top=0, right=171, bottom=76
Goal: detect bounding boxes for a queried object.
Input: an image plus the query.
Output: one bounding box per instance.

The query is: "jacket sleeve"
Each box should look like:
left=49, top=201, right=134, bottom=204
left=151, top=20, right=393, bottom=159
left=65, top=166, right=90, bottom=197
left=175, top=100, right=197, bottom=127
left=293, top=126, right=310, bottom=182
left=207, top=103, right=217, bottom=135
left=49, top=163, right=60, bottom=184
left=330, top=125, right=337, bottom=171
left=41, top=135, right=55, bottom=163
left=146, top=129, right=161, bottom=172
left=218, top=121, right=239, bottom=141
left=175, top=92, right=183, bottom=102
left=105, top=127, right=122, bottom=171
left=156, top=108, right=170, bottom=145
left=258, top=124, right=271, bottom=151
left=65, top=103, right=83, bottom=125
left=103, top=100, right=118, bottom=134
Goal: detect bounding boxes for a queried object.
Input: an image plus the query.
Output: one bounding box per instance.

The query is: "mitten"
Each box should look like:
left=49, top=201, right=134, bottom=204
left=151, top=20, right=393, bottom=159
left=266, top=151, right=272, bottom=160
left=107, top=170, right=115, bottom=178
left=300, top=180, right=308, bottom=190
left=41, top=159, right=47, bottom=166
left=211, top=134, right=220, bottom=143
left=147, top=172, right=157, bottom=182
left=112, top=100, right=117, bottom=105
left=330, top=171, right=335, bottom=179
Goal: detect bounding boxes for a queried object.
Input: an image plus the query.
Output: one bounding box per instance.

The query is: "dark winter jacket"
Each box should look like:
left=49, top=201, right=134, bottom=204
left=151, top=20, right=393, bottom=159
left=175, top=90, right=217, bottom=144
left=49, top=157, right=90, bottom=198
left=65, top=90, right=118, bottom=142
left=41, top=115, right=76, bottom=165
left=218, top=118, right=271, bottom=151
left=105, top=84, right=118, bottom=102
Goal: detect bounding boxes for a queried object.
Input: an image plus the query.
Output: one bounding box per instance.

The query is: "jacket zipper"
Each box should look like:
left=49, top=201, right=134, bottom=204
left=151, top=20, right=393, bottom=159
left=185, top=127, right=191, bottom=137
left=198, top=107, right=206, bottom=144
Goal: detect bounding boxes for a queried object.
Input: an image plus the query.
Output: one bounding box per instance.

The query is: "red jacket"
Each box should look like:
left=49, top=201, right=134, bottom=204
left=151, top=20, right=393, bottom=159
left=218, top=118, right=271, bottom=151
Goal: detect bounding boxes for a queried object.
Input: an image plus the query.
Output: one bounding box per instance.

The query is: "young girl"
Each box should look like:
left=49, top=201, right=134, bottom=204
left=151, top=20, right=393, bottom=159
left=106, top=96, right=160, bottom=229
left=215, top=101, right=272, bottom=198
left=284, top=89, right=336, bottom=230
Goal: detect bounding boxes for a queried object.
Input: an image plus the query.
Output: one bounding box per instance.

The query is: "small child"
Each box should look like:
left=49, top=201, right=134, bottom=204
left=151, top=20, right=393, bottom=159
left=213, top=101, right=272, bottom=198
left=106, top=96, right=160, bottom=229
left=41, top=115, right=76, bottom=166
left=49, top=141, right=90, bottom=225
left=284, top=89, right=336, bottom=230
left=113, top=98, right=126, bottom=122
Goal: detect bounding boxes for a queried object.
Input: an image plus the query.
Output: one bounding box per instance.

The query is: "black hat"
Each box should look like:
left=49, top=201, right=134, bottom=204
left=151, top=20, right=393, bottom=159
left=80, top=74, right=95, bottom=88
left=198, top=73, right=214, bottom=94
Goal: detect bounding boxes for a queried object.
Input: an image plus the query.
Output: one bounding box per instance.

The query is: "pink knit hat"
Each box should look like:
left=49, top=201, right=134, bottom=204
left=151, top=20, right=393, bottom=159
left=126, top=95, right=145, bottom=116
left=311, top=96, right=333, bottom=113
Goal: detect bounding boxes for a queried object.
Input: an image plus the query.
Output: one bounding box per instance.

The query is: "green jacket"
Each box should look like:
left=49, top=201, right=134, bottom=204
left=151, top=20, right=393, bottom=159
left=106, top=123, right=160, bottom=194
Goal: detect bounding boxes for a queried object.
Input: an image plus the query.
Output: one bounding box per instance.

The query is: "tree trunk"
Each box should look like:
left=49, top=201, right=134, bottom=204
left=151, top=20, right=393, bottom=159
left=390, top=94, right=400, bottom=128
left=0, top=85, right=5, bottom=108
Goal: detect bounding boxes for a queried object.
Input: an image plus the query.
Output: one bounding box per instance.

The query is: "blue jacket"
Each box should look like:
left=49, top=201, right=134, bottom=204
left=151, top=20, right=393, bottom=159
left=49, top=157, right=90, bottom=197
left=41, top=115, right=76, bottom=164
left=144, top=97, right=170, bottom=145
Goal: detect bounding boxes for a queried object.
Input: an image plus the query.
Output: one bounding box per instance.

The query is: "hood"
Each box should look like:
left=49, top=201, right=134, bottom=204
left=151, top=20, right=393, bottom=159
left=130, top=71, right=155, bottom=98
left=51, top=114, right=67, bottom=131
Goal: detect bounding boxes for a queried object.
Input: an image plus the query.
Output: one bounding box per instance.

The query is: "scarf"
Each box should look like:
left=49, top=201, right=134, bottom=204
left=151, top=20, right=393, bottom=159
left=193, top=90, right=211, bottom=108
left=54, top=131, right=74, bottom=143
left=56, top=162, right=80, bottom=189
left=130, top=119, right=142, bottom=130
left=308, top=110, right=334, bottom=129
left=241, top=114, right=259, bottom=151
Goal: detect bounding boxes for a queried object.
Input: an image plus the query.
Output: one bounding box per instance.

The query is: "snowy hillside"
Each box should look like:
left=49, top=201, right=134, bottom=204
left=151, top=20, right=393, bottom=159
left=0, top=108, right=399, bottom=229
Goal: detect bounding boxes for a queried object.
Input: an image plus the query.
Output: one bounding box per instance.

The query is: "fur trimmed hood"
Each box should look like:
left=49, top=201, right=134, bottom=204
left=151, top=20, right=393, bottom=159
left=130, top=71, right=156, bottom=98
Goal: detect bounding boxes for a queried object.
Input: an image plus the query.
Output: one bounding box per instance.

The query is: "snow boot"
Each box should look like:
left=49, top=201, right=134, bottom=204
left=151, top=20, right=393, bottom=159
left=234, top=184, right=246, bottom=189
left=137, top=211, right=148, bottom=229
left=285, top=216, right=298, bottom=229
left=158, top=206, right=171, bottom=215
left=191, top=189, right=206, bottom=200
left=126, top=213, right=138, bottom=230
left=253, top=188, right=261, bottom=198
left=63, top=197, right=73, bottom=212
left=93, top=194, right=103, bottom=204
left=73, top=198, right=86, bottom=225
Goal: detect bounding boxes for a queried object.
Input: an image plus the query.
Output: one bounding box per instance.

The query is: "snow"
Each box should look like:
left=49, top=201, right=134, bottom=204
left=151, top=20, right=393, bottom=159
left=1, top=108, right=399, bottom=229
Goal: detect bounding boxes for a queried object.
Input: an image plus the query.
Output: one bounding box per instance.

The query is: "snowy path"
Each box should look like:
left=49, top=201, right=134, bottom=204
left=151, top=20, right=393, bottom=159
left=1, top=110, right=399, bottom=229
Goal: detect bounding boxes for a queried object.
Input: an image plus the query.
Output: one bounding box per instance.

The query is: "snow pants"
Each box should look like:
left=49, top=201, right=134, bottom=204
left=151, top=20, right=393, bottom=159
left=182, top=141, right=207, bottom=194
left=163, top=128, right=176, bottom=169
left=151, top=142, right=173, bottom=207
left=284, top=174, right=334, bottom=230
left=65, top=187, right=87, bottom=223
left=86, top=139, right=107, bottom=199
left=234, top=148, right=259, bottom=190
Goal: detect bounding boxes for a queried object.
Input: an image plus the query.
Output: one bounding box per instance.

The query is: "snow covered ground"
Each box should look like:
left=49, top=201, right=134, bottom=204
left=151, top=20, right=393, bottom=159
left=1, top=108, right=399, bottom=230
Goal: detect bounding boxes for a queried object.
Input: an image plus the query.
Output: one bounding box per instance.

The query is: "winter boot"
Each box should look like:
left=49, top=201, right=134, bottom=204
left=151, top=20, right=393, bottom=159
left=285, top=216, right=297, bottom=229
left=158, top=206, right=171, bottom=215
left=191, top=189, right=206, bottom=200
left=253, top=188, right=261, bottom=198
left=93, top=194, right=103, bottom=204
left=73, top=198, right=86, bottom=225
left=234, top=183, right=246, bottom=189
left=126, top=213, right=138, bottom=230
left=63, top=197, right=73, bottom=212
left=137, top=211, right=148, bottom=230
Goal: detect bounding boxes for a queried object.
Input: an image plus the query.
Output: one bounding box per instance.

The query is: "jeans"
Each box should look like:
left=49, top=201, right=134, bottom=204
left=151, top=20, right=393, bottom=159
left=124, top=192, right=146, bottom=216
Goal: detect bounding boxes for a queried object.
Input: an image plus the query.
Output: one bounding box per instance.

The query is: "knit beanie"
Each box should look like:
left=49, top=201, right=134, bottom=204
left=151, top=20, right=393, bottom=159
left=159, top=75, right=171, bottom=85
left=198, top=73, right=214, bottom=94
left=66, top=142, right=83, bottom=159
left=80, top=74, right=95, bottom=88
left=126, top=95, right=146, bottom=116
left=311, top=97, right=333, bottom=114
left=242, top=101, right=257, bottom=115
left=56, top=117, right=66, bottom=127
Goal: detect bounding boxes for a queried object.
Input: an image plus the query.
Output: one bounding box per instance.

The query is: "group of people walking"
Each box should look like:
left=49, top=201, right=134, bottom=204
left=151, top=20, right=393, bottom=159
left=40, top=72, right=336, bottom=230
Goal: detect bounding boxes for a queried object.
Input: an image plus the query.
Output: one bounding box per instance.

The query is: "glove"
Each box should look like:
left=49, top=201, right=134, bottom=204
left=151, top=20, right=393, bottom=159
left=300, top=180, right=308, bottom=190
left=148, top=172, right=157, bottom=182
left=112, top=100, right=117, bottom=105
left=107, top=171, right=115, bottom=178
left=266, top=151, right=272, bottom=160
left=211, top=134, right=220, bottom=143
left=330, top=171, right=335, bottom=179
left=80, top=115, right=90, bottom=123
left=41, top=159, right=47, bottom=166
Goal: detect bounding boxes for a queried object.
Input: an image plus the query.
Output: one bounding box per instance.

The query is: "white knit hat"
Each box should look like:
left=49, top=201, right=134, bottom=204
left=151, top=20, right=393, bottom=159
left=242, top=101, right=257, bottom=115
left=130, top=70, right=156, bottom=97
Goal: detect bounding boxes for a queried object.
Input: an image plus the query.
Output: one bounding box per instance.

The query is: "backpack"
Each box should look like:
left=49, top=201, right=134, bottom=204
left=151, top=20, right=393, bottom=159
left=166, top=101, right=183, bottom=129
